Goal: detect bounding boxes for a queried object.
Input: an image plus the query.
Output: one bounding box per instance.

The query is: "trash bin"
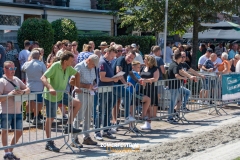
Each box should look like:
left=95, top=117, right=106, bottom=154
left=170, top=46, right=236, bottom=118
left=55, top=0, right=67, bottom=6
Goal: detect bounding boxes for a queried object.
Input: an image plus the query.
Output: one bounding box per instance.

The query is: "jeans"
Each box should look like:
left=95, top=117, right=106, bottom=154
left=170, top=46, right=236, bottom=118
left=94, top=92, right=115, bottom=133
left=113, top=86, right=132, bottom=118
left=169, top=88, right=180, bottom=120
left=179, top=86, right=191, bottom=109
left=1, top=114, right=22, bottom=130
left=0, top=67, right=3, bottom=78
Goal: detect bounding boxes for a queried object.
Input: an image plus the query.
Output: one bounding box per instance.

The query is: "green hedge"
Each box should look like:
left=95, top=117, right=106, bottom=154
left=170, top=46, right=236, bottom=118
left=17, top=18, right=54, bottom=56
left=78, top=35, right=156, bottom=54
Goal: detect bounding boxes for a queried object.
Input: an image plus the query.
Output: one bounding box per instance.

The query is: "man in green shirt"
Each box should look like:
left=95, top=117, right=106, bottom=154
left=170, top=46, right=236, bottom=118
left=41, top=51, right=82, bottom=152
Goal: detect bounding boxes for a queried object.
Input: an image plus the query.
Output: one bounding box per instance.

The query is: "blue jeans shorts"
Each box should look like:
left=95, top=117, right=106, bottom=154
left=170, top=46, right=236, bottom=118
left=1, top=113, right=23, bottom=130
left=31, top=91, right=43, bottom=103
left=44, top=93, right=72, bottom=118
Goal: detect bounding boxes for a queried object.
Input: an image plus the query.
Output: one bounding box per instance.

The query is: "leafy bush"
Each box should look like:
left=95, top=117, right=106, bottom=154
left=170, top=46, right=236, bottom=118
left=51, top=18, right=78, bottom=43
left=78, top=35, right=156, bottom=54
left=17, top=18, right=54, bottom=56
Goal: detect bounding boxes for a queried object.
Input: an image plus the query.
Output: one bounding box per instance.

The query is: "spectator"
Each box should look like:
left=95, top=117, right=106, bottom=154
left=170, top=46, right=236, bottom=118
left=98, top=42, right=109, bottom=55
left=133, top=48, right=144, bottom=65
left=228, top=43, right=239, bottom=60
left=47, top=45, right=59, bottom=68
left=40, top=51, right=82, bottom=152
left=71, top=54, right=99, bottom=147
left=33, top=41, right=39, bottom=49
left=167, top=52, right=186, bottom=123
left=0, top=45, right=6, bottom=78
left=218, top=52, right=231, bottom=74
left=5, top=41, right=21, bottom=79
left=56, top=41, right=62, bottom=50
left=127, top=61, right=151, bottom=128
left=89, top=41, right=95, bottom=53
left=111, top=50, right=136, bottom=133
left=215, top=42, right=226, bottom=57
left=71, top=41, right=79, bottom=67
left=18, top=40, right=30, bottom=68
left=94, top=46, right=120, bottom=141
left=229, top=54, right=240, bottom=72
left=199, top=53, right=218, bottom=105
left=162, top=42, right=173, bottom=64
left=110, top=42, right=116, bottom=46
left=56, top=40, right=69, bottom=57
left=94, top=49, right=101, bottom=58
left=0, top=61, right=30, bottom=160
left=152, top=46, right=165, bottom=80
left=78, top=44, right=92, bottom=63
left=111, top=44, right=123, bottom=66
left=22, top=50, right=47, bottom=125
left=140, top=55, right=159, bottom=129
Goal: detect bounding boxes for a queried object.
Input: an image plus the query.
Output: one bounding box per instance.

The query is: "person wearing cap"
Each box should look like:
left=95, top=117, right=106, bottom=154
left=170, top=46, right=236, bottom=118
left=98, top=42, right=109, bottom=55
left=71, top=54, right=99, bottom=147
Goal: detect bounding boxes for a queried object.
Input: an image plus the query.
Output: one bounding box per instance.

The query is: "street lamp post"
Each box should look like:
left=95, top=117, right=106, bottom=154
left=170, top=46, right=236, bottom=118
left=163, top=0, right=168, bottom=64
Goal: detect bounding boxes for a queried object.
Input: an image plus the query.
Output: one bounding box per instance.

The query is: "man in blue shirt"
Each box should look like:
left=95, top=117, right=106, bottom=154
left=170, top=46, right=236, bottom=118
left=94, top=46, right=120, bottom=141
left=228, top=43, right=239, bottom=60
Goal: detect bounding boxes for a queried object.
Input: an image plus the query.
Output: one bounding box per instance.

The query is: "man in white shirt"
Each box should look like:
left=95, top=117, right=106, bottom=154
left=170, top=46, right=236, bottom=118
left=19, top=40, right=30, bottom=82
left=162, top=42, right=173, bottom=64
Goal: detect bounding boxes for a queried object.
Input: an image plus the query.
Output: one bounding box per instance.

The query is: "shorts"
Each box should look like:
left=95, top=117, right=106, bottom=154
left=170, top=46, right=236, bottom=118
left=131, top=91, right=144, bottom=105
left=201, top=78, right=215, bottom=90
left=1, top=113, right=23, bottom=130
left=31, top=91, right=43, bottom=103
left=44, top=93, right=72, bottom=118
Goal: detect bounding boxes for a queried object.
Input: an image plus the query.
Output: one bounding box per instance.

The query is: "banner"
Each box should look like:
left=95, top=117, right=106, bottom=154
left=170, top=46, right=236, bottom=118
left=222, top=74, right=240, bottom=101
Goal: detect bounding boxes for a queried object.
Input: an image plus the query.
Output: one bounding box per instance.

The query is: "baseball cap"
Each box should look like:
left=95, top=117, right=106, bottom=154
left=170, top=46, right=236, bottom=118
left=131, top=43, right=137, bottom=48
left=88, top=54, right=99, bottom=67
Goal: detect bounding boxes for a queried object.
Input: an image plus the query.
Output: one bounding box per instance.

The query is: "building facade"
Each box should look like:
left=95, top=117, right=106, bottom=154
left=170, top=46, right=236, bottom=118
left=0, top=0, right=114, bottom=43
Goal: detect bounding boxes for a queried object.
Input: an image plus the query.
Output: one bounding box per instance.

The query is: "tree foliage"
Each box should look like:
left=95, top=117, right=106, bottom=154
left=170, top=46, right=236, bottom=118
left=119, top=0, right=240, bottom=69
left=17, top=18, right=54, bottom=55
left=51, top=18, right=78, bottom=43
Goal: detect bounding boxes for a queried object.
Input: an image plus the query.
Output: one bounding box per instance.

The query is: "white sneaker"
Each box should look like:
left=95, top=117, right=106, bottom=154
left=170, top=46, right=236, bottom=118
left=140, top=122, right=151, bottom=130
left=197, top=100, right=203, bottom=104
left=109, top=127, right=118, bottom=134
left=125, top=116, right=136, bottom=123
left=204, top=101, right=210, bottom=105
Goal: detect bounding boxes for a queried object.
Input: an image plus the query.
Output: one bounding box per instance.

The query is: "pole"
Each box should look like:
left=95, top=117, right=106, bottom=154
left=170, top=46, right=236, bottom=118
left=163, top=0, right=168, bottom=64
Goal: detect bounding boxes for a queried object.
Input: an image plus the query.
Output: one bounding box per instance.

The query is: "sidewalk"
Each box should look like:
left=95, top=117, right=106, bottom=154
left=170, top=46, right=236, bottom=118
left=1, top=104, right=240, bottom=160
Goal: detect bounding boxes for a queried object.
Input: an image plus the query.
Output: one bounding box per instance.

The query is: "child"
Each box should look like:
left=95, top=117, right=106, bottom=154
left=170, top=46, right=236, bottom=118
left=127, top=61, right=152, bottom=130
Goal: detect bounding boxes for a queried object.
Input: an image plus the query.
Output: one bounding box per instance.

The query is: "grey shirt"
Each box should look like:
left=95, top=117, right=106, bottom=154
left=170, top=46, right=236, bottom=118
left=22, top=59, right=47, bottom=91
left=74, top=60, right=96, bottom=90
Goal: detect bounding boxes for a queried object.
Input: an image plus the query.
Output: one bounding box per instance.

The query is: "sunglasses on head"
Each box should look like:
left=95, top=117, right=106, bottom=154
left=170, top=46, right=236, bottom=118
left=5, top=67, right=17, bottom=71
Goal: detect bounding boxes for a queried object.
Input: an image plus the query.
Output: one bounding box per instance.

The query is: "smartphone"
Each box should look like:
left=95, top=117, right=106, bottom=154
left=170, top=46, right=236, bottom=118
left=15, top=86, right=20, bottom=90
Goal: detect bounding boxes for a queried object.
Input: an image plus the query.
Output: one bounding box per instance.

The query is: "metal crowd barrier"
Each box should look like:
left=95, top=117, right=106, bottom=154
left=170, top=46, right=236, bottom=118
left=0, top=75, right=235, bottom=154
left=0, top=90, right=75, bottom=152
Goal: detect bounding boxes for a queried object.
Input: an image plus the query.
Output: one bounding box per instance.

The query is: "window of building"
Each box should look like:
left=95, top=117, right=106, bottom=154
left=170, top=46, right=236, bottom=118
left=0, top=15, right=21, bottom=26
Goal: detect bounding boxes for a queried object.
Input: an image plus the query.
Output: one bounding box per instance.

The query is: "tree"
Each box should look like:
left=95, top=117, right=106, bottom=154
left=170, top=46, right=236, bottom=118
left=119, top=0, right=240, bottom=69
left=51, top=18, right=78, bottom=43
left=17, top=18, right=54, bottom=56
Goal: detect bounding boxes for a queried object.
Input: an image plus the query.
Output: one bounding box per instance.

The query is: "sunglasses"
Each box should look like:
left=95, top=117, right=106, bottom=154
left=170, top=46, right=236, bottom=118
left=5, top=67, right=17, bottom=71
left=72, top=45, right=77, bottom=46
left=182, top=56, right=186, bottom=58
left=117, top=50, right=123, bottom=52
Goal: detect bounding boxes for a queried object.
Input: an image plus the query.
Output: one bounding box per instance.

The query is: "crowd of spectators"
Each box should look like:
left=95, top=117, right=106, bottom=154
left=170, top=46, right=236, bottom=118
left=0, top=39, right=239, bottom=160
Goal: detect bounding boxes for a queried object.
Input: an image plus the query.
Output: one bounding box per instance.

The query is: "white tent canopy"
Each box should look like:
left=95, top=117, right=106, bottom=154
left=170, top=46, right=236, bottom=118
left=183, top=29, right=240, bottom=40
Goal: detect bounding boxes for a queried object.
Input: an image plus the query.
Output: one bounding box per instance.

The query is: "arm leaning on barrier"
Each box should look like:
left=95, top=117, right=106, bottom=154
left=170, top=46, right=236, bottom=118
left=179, top=69, right=197, bottom=81
left=188, top=68, right=205, bottom=79
left=40, top=75, right=56, bottom=96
